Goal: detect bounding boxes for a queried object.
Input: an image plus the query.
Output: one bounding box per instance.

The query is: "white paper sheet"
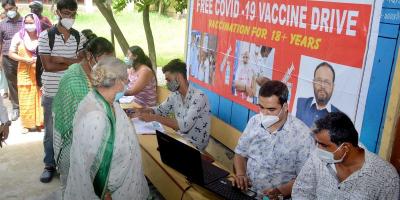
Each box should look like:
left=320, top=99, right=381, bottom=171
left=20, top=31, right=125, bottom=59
left=119, top=96, right=135, bottom=104
left=131, top=118, right=164, bottom=134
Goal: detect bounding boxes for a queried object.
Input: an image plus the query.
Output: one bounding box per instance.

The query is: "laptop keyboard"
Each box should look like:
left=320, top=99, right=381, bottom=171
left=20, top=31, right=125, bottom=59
left=202, top=162, right=229, bottom=184
left=204, top=178, right=256, bottom=200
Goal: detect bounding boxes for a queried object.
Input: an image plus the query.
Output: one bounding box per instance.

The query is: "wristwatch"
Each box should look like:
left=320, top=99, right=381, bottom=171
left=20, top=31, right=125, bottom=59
left=2, top=121, right=11, bottom=126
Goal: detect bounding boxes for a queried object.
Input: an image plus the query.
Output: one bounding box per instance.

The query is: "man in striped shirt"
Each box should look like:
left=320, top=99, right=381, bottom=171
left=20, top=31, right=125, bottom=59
left=38, top=0, right=86, bottom=183
left=0, top=0, right=23, bottom=121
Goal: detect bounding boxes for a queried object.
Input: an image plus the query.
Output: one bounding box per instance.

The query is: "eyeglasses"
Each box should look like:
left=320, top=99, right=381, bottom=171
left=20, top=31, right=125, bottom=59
left=313, top=78, right=333, bottom=87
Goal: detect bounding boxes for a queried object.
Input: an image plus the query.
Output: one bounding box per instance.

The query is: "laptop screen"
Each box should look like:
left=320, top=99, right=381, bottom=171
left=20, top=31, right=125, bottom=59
left=156, top=130, right=204, bottom=183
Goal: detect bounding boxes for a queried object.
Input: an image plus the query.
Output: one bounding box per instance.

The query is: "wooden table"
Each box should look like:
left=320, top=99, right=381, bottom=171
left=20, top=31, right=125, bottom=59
left=138, top=134, right=226, bottom=200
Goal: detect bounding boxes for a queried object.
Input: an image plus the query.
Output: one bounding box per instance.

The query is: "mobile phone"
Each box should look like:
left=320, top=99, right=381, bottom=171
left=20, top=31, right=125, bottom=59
left=241, top=189, right=257, bottom=198
left=124, top=108, right=135, bottom=115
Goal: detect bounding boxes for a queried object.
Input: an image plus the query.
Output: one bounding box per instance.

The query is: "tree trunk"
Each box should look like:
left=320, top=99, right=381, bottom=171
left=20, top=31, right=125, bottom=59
left=94, top=0, right=129, bottom=55
left=143, top=5, right=157, bottom=70
left=158, top=0, right=163, bottom=15
left=51, top=0, right=56, bottom=13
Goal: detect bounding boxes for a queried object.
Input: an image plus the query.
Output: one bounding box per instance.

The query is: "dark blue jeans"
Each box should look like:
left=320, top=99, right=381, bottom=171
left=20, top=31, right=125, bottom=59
left=42, top=95, right=55, bottom=167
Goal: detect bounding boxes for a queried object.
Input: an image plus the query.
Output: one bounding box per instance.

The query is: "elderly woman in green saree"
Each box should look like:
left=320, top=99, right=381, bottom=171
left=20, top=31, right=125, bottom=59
left=64, top=57, right=149, bottom=199
left=52, top=34, right=115, bottom=190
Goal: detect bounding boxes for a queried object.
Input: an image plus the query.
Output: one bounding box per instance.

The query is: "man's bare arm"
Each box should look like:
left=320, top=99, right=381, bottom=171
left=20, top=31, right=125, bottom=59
left=40, top=55, right=80, bottom=72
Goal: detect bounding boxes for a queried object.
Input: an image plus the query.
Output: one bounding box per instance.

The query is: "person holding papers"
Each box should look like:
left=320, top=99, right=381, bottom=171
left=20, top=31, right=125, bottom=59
left=135, top=59, right=211, bottom=151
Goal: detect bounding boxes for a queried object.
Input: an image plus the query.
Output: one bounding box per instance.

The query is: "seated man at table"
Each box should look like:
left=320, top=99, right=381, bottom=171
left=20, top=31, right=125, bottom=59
left=136, top=59, right=211, bottom=151
left=233, top=80, right=314, bottom=199
left=292, top=112, right=399, bottom=200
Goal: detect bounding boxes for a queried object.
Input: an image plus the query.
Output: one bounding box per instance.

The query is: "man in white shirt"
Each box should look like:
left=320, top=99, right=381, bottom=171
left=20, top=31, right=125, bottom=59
left=292, top=112, right=399, bottom=200
left=233, top=80, right=314, bottom=199
left=189, top=34, right=199, bottom=77
left=234, top=50, right=255, bottom=102
left=136, top=59, right=211, bottom=151
left=252, top=45, right=274, bottom=104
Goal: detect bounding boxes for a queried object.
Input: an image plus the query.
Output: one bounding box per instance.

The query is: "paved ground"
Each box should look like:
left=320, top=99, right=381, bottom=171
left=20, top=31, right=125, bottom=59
left=0, top=98, right=60, bottom=200
left=0, top=69, right=166, bottom=199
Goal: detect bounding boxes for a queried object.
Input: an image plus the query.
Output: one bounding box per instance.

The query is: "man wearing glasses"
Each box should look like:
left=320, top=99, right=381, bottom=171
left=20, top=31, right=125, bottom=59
left=0, top=0, right=23, bottom=121
left=296, top=62, right=341, bottom=127
left=38, top=0, right=86, bottom=183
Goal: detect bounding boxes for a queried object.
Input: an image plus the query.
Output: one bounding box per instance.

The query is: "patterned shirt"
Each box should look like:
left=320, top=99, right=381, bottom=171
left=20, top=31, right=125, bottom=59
left=235, top=114, right=314, bottom=195
left=0, top=17, right=23, bottom=55
left=153, top=84, right=210, bottom=151
left=292, top=150, right=400, bottom=200
left=38, top=28, right=86, bottom=97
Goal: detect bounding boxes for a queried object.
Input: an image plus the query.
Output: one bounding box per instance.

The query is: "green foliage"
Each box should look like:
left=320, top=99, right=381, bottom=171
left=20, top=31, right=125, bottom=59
left=113, top=0, right=158, bottom=12
left=112, top=0, right=187, bottom=14
left=112, top=0, right=127, bottom=12
left=72, top=10, right=185, bottom=67
left=173, top=0, right=187, bottom=13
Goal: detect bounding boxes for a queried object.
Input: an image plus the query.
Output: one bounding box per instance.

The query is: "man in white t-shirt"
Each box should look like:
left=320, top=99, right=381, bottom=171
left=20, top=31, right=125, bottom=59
left=234, top=51, right=255, bottom=102
left=253, top=46, right=274, bottom=103
left=38, top=0, right=86, bottom=183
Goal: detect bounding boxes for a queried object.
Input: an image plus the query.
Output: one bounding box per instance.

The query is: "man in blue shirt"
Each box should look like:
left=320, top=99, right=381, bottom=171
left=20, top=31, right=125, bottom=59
left=296, top=62, right=341, bottom=127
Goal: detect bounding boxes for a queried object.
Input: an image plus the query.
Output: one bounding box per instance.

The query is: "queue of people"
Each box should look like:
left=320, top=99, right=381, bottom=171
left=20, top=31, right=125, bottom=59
left=0, top=0, right=398, bottom=200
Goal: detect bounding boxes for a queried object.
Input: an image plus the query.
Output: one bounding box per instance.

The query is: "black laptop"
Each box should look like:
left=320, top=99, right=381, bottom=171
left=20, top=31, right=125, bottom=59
left=156, top=130, right=257, bottom=200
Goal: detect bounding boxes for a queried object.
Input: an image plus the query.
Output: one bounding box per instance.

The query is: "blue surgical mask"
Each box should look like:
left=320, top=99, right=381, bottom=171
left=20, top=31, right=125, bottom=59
left=316, top=144, right=347, bottom=164
left=7, top=10, right=17, bottom=19
left=124, top=57, right=133, bottom=67
left=114, top=82, right=128, bottom=102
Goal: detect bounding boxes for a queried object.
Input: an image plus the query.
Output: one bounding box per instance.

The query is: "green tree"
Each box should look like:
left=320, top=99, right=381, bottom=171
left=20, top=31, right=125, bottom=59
left=173, top=0, right=187, bottom=14
left=94, top=0, right=129, bottom=55
left=114, top=0, right=157, bottom=70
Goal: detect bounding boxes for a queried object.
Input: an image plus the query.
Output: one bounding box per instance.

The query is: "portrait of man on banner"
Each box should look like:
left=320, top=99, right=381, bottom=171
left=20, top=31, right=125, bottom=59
left=296, top=61, right=341, bottom=127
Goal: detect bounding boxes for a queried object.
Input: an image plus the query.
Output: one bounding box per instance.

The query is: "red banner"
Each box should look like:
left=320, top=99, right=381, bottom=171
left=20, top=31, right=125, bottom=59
left=187, top=0, right=372, bottom=117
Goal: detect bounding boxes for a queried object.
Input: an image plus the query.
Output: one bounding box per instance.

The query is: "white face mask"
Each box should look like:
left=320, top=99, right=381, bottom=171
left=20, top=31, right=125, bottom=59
left=316, top=143, right=347, bottom=164
left=24, top=24, right=36, bottom=32
left=89, top=53, right=98, bottom=70
left=260, top=105, right=284, bottom=128
left=60, top=18, right=74, bottom=30
left=6, top=10, right=17, bottom=19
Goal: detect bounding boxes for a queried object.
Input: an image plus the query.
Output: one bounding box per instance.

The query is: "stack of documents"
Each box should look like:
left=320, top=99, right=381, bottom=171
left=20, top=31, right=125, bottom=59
left=131, top=118, right=164, bottom=134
